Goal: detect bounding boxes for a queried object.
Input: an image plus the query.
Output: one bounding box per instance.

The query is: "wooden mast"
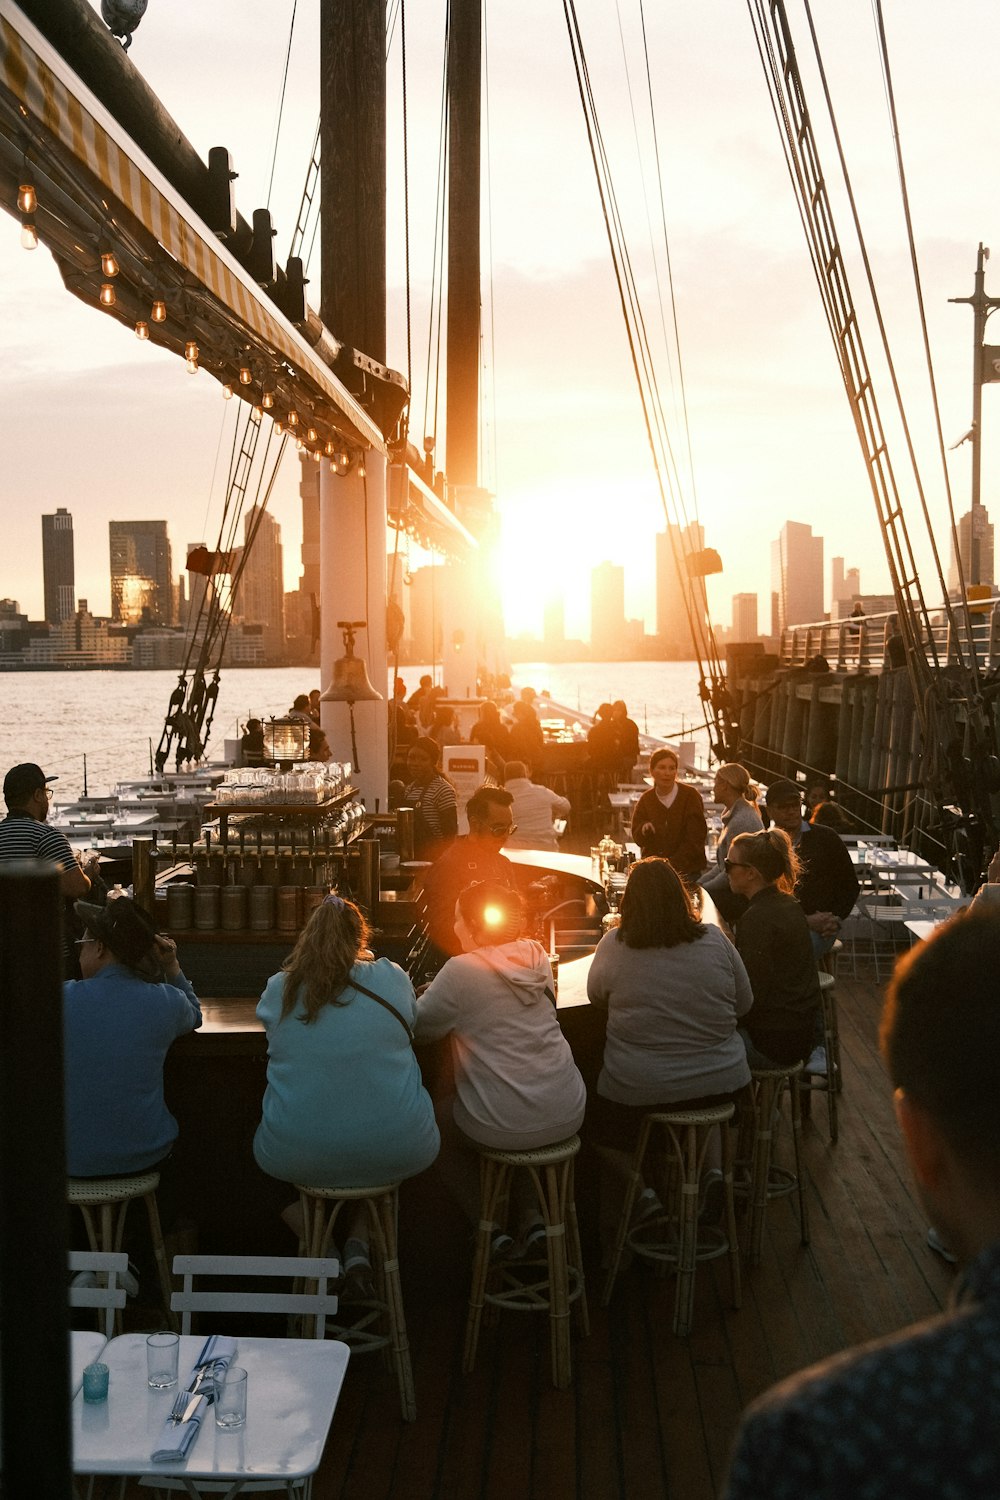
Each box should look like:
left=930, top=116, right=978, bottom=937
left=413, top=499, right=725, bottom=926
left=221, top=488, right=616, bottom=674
left=318, top=1, right=389, bottom=806
left=445, top=0, right=482, bottom=490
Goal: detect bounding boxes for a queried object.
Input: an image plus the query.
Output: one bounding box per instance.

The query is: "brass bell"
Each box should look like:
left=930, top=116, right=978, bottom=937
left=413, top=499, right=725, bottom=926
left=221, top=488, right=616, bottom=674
left=320, top=620, right=383, bottom=704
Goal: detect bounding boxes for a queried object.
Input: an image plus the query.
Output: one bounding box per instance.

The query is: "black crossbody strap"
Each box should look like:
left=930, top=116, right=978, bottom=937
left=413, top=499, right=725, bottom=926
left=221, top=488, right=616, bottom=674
left=345, top=978, right=415, bottom=1043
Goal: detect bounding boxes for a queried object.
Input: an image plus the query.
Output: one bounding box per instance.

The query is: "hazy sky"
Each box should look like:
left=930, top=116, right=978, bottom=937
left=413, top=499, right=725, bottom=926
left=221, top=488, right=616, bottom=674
left=2, top=0, right=998, bottom=639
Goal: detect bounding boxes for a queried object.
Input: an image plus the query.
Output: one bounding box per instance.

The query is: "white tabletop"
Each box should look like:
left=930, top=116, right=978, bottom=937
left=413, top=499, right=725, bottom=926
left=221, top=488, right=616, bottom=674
left=71, top=1331, right=108, bottom=1396
left=72, top=1334, right=349, bottom=1482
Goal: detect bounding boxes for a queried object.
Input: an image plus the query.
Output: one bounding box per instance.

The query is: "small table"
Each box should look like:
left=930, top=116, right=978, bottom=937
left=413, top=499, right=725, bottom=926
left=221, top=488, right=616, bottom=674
left=72, top=1333, right=350, bottom=1497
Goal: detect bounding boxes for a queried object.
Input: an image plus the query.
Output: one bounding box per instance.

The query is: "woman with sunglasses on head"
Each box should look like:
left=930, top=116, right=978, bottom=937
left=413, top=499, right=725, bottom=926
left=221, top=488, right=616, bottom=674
left=253, top=893, right=439, bottom=1294
left=700, top=763, right=764, bottom=925
left=415, top=880, right=586, bottom=1258
left=725, top=829, right=822, bottom=1069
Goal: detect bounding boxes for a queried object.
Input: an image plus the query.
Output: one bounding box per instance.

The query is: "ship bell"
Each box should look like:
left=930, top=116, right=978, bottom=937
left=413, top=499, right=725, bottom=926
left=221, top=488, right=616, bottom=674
left=320, top=621, right=383, bottom=704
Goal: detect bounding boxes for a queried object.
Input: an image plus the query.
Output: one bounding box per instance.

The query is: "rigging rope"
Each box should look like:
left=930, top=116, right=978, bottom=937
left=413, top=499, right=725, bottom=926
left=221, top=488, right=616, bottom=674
left=264, top=1, right=298, bottom=213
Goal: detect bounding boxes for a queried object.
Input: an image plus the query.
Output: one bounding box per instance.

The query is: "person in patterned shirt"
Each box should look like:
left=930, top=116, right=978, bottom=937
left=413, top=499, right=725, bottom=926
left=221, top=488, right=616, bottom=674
left=0, top=762, right=92, bottom=976
left=723, top=909, right=1000, bottom=1499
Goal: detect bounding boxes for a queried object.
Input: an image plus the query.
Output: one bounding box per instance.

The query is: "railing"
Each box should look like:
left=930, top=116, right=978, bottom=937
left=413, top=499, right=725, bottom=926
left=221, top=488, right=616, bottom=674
left=778, top=600, right=1000, bottom=672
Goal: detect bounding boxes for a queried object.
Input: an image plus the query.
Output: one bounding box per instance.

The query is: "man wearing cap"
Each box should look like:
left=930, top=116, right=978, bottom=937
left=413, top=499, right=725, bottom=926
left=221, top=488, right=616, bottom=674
left=63, top=896, right=201, bottom=1181
left=763, top=779, right=859, bottom=954
left=0, top=762, right=92, bottom=975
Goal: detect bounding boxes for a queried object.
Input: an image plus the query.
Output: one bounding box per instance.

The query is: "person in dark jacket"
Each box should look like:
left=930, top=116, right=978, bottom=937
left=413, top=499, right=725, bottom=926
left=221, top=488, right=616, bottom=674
left=764, top=778, right=859, bottom=956
left=726, top=828, right=821, bottom=1069
left=630, top=747, right=708, bottom=884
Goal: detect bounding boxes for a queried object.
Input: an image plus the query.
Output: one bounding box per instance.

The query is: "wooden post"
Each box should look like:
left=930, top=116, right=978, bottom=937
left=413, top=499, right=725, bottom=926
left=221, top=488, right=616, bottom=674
left=446, top=0, right=482, bottom=489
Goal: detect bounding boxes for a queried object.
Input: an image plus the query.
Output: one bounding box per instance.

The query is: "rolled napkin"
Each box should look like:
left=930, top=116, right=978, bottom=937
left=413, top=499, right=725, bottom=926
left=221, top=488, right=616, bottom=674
left=190, top=1334, right=238, bottom=1400
left=150, top=1392, right=208, bottom=1463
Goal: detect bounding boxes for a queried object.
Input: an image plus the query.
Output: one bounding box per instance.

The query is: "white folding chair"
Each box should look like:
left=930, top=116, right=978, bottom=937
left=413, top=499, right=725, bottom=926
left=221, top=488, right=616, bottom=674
left=68, top=1249, right=128, bottom=1339
left=170, top=1254, right=339, bottom=1338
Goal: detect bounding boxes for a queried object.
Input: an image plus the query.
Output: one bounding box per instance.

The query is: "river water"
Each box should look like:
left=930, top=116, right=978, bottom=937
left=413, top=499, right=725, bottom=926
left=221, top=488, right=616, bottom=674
left=0, top=660, right=707, bottom=801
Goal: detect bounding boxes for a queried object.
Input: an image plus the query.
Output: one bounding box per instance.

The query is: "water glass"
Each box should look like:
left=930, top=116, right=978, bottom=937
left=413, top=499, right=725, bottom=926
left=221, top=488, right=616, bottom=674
left=146, top=1331, right=179, bottom=1389
left=82, top=1362, right=109, bottom=1402
left=214, top=1366, right=248, bottom=1429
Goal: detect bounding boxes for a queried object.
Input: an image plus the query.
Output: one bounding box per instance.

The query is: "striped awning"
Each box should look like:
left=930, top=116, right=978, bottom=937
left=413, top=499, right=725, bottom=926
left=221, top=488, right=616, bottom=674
left=0, top=1, right=384, bottom=453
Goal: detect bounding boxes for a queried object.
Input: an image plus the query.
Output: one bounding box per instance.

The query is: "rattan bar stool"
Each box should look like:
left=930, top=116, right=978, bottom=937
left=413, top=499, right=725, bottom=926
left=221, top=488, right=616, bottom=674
left=464, top=1135, right=588, bottom=1389
left=67, top=1170, right=174, bottom=1330
left=803, top=970, right=843, bottom=1141
left=743, top=1061, right=810, bottom=1265
left=295, top=1181, right=415, bottom=1421
left=601, top=1104, right=741, bottom=1337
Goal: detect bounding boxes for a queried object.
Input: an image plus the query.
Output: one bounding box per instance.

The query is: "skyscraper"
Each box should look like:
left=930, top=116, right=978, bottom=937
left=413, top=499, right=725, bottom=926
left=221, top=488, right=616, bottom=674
left=772, top=521, right=824, bottom=632
left=591, top=561, right=626, bottom=656
left=109, top=520, right=173, bottom=624
left=949, top=504, right=995, bottom=591
left=42, top=507, right=75, bottom=624
left=234, top=504, right=285, bottom=660
left=731, top=592, right=759, bottom=641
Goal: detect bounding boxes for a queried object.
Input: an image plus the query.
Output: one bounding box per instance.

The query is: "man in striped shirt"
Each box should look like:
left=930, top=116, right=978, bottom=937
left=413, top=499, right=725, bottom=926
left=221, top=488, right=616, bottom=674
left=0, top=762, right=91, bottom=973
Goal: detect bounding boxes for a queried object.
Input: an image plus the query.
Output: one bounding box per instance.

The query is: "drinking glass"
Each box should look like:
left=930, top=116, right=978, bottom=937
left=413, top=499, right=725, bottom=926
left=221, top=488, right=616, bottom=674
left=146, top=1331, right=179, bottom=1389
left=214, top=1366, right=248, bottom=1429
left=82, top=1363, right=109, bottom=1402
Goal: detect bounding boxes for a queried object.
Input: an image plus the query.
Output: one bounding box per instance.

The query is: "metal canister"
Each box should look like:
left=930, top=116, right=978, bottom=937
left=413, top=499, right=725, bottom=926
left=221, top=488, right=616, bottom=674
left=396, top=806, right=415, bottom=863
left=249, top=885, right=275, bottom=931
left=276, top=885, right=301, bottom=932
left=165, top=882, right=194, bottom=930
left=194, top=885, right=220, bottom=931
left=302, top=885, right=326, bottom=920
left=220, top=885, right=248, bottom=931
left=357, top=838, right=381, bottom=912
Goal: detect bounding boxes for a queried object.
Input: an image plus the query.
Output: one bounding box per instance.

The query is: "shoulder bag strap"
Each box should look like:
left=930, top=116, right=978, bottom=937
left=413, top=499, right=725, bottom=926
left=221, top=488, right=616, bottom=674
left=345, top=977, right=415, bottom=1043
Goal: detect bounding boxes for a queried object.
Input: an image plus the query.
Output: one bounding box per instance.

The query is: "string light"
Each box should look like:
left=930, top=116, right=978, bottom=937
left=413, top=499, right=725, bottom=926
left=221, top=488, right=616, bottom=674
left=134, top=320, right=149, bottom=340
left=100, top=251, right=119, bottom=277
left=325, top=440, right=335, bottom=457
left=287, top=409, right=298, bottom=428
left=273, top=419, right=284, bottom=434
left=311, top=448, right=322, bottom=463
left=184, top=340, right=199, bottom=374
left=99, top=282, right=116, bottom=306
left=151, top=299, right=166, bottom=322
left=306, top=427, right=318, bottom=444
left=20, top=220, right=38, bottom=250
left=238, top=364, right=252, bottom=385
left=253, top=403, right=263, bottom=419
left=16, top=183, right=36, bottom=214
left=261, top=389, right=274, bottom=409
left=358, top=457, right=367, bottom=478
left=221, top=381, right=234, bottom=400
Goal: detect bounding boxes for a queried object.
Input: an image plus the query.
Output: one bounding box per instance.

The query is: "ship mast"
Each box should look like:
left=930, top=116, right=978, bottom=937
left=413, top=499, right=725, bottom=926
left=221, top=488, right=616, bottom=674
left=949, top=242, right=1000, bottom=585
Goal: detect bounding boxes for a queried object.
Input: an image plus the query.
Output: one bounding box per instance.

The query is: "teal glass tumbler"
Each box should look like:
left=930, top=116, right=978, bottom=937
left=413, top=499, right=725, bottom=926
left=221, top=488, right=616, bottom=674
left=82, top=1362, right=109, bottom=1402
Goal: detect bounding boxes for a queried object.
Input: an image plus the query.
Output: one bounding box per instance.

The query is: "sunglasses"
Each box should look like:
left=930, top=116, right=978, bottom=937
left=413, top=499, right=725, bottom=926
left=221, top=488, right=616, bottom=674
left=723, top=859, right=746, bottom=872
left=487, top=822, right=516, bottom=837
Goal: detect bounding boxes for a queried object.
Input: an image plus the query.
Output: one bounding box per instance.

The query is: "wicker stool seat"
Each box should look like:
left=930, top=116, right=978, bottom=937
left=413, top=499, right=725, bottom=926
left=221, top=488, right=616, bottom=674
left=464, top=1135, right=588, bottom=1390
left=601, top=1104, right=741, bottom=1337
left=743, top=1062, right=810, bottom=1265
left=67, top=1170, right=174, bottom=1329
left=295, top=1181, right=415, bottom=1421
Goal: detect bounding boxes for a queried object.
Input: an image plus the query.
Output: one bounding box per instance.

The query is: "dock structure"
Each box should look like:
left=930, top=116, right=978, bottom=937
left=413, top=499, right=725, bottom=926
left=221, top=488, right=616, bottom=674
left=728, top=603, right=1000, bottom=854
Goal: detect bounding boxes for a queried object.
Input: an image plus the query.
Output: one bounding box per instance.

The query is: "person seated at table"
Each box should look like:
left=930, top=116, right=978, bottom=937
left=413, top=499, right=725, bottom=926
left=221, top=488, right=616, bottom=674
left=700, top=763, right=764, bottom=925
left=253, top=894, right=439, bottom=1293
left=726, top=829, right=821, bottom=1070
left=63, top=898, right=201, bottom=1190
left=402, top=736, right=459, bottom=862
left=506, top=700, right=546, bottom=775
left=764, top=778, right=860, bottom=960
left=501, top=760, right=571, bottom=852
left=630, top=747, right=709, bottom=885
left=809, top=799, right=855, bottom=834
left=586, top=857, right=753, bottom=1233
left=415, top=881, right=586, bottom=1257
left=469, top=700, right=511, bottom=780
left=611, top=700, right=641, bottom=781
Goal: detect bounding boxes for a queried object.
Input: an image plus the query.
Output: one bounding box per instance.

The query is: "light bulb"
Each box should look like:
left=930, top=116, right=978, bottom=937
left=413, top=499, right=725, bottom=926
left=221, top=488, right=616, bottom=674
left=222, top=382, right=233, bottom=400
left=274, top=420, right=284, bottom=434
left=358, top=459, right=367, bottom=478
left=325, top=440, right=335, bottom=457
left=312, top=448, right=322, bottom=463
left=99, top=282, right=116, bottom=306
left=288, top=409, right=298, bottom=427
left=253, top=403, right=263, bottom=418
left=296, top=437, right=304, bottom=451
left=186, top=357, right=199, bottom=375
left=184, top=340, right=199, bottom=362
left=134, top=320, right=149, bottom=340
left=20, top=220, right=38, bottom=250
left=239, top=365, right=252, bottom=385
left=17, top=183, right=36, bottom=214
left=262, top=389, right=274, bottom=409
left=100, top=251, right=119, bottom=277
left=151, top=299, right=166, bottom=322
left=307, top=427, right=317, bottom=443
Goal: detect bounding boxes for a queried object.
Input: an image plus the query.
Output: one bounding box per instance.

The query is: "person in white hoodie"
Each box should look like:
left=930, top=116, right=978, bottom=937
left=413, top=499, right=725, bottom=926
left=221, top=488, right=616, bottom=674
left=415, top=880, right=586, bottom=1255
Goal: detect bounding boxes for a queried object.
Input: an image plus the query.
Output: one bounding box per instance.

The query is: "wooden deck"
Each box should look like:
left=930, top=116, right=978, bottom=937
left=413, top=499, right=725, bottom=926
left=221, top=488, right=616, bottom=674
left=302, top=965, right=952, bottom=1500
left=103, top=962, right=954, bottom=1500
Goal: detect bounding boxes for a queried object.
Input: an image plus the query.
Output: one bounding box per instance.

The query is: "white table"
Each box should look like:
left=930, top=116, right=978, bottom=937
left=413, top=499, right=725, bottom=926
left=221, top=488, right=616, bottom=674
left=71, top=1331, right=108, bottom=1396
left=72, top=1333, right=350, bottom=1496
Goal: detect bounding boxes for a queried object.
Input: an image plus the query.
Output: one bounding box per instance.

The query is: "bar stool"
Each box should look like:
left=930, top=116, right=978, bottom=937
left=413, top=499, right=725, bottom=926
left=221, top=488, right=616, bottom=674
left=804, top=971, right=843, bottom=1141
left=743, top=1062, right=810, bottom=1266
left=601, top=1104, right=741, bottom=1337
left=295, top=1181, right=415, bottom=1421
left=67, top=1170, right=174, bottom=1329
left=464, top=1136, right=588, bottom=1389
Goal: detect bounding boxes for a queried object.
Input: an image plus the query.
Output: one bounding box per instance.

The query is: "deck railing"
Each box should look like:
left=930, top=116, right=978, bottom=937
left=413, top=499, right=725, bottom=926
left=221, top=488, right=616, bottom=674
left=778, top=599, right=1000, bottom=672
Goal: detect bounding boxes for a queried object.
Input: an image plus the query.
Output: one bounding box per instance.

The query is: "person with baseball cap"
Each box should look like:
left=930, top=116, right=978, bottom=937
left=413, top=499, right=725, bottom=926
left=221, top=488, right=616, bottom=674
left=0, top=762, right=92, bottom=974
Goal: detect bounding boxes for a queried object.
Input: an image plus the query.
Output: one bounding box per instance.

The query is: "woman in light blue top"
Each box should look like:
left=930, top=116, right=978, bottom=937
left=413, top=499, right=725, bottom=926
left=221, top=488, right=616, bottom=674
left=254, top=894, right=439, bottom=1286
